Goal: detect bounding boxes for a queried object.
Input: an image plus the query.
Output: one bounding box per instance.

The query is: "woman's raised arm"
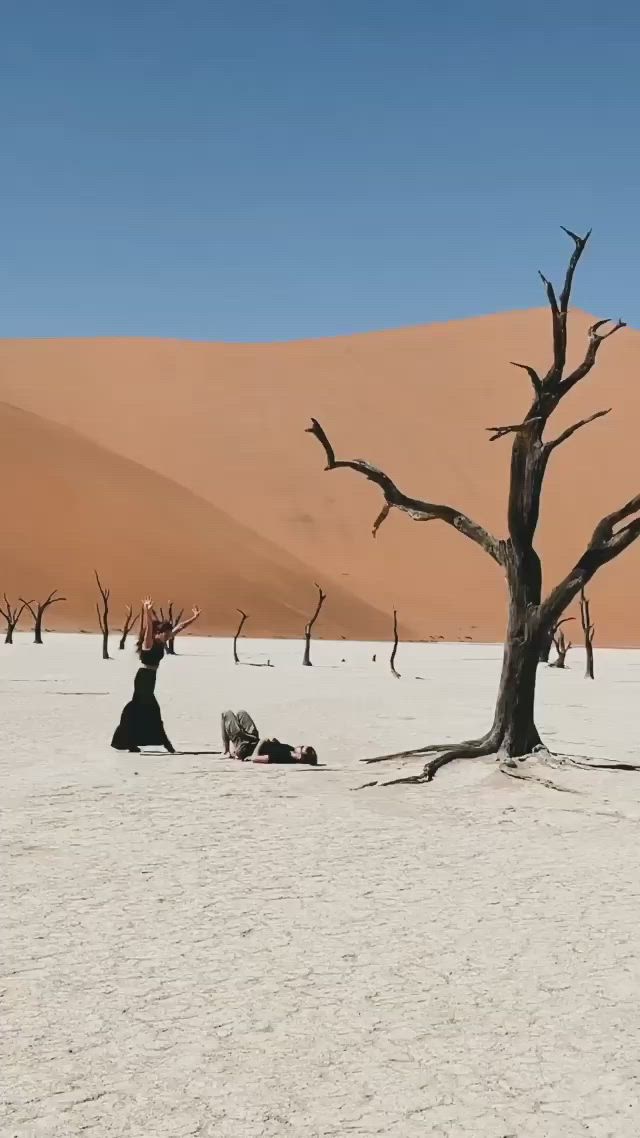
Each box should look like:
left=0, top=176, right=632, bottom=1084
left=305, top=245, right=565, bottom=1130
left=142, top=597, right=154, bottom=650
left=172, top=606, right=201, bottom=637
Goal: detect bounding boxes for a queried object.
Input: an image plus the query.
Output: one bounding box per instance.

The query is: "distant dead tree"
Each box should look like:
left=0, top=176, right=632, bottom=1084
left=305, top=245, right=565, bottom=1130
left=159, top=602, right=183, bottom=655
left=540, top=616, right=574, bottom=664
left=580, top=587, right=595, bottom=679
left=0, top=594, right=28, bottom=644
left=95, top=572, right=110, bottom=660
left=550, top=625, right=572, bottom=669
left=302, top=583, right=326, bottom=666
left=119, top=605, right=140, bottom=650
left=308, top=228, right=640, bottom=784
left=390, top=609, right=401, bottom=678
left=233, top=609, right=248, bottom=664
left=20, top=590, right=66, bottom=644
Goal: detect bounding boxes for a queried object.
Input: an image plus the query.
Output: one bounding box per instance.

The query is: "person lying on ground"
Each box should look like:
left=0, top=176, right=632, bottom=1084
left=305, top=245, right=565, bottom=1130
left=221, top=709, right=318, bottom=765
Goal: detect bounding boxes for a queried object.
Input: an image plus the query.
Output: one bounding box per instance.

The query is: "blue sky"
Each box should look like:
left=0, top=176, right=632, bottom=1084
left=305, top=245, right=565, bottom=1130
left=1, top=1, right=639, bottom=340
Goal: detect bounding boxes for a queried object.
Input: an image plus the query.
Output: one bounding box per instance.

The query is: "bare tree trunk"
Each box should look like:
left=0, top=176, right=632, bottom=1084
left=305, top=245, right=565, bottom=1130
left=390, top=609, right=401, bottom=678
left=233, top=609, right=248, bottom=664
left=95, top=572, right=110, bottom=660
left=538, top=625, right=555, bottom=663
left=580, top=588, right=595, bottom=679
left=20, top=591, right=66, bottom=644
left=119, top=605, right=140, bottom=650
left=302, top=584, right=326, bottom=666
left=167, top=605, right=183, bottom=655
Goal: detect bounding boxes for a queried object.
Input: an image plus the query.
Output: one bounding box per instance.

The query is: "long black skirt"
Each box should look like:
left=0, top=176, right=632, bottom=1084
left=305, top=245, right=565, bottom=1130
left=111, top=667, right=173, bottom=751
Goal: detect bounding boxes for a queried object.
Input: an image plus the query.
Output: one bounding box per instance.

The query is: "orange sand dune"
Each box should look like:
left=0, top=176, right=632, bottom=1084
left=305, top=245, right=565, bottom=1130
left=0, top=403, right=396, bottom=639
left=1, top=307, right=639, bottom=643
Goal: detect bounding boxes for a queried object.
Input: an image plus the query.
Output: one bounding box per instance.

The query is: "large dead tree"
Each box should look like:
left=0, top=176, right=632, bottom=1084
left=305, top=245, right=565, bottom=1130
left=119, top=605, right=140, bottom=650
left=580, top=587, right=595, bottom=679
left=390, top=609, right=401, bottom=678
left=302, top=583, right=326, bottom=666
left=20, top=590, right=66, bottom=644
left=0, top=595, right=28, bottom=644
left=308, top=229, right=639, bottom=783
left=95, top=572, right=111, bottom=660
left=233, top=609, right=248, bottom=664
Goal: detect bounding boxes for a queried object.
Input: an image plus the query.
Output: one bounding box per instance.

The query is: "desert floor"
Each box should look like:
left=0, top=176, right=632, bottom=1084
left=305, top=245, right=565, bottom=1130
left=4, top=635, right=640, bottom=1137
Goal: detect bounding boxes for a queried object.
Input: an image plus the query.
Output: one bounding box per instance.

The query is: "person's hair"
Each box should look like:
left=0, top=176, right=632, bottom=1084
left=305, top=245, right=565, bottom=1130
left=302, top=746, right=318, bottom=765
left=136, top=618, right=173, bottom=658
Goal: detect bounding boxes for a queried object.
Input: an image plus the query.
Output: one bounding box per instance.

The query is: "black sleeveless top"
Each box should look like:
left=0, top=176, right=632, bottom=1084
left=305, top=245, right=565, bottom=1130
left=139, top=642, right=165, bottom=668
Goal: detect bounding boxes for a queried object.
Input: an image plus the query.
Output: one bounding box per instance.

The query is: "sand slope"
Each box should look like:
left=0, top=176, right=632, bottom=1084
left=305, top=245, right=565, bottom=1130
left=0, top=402, right=395, bottom=638
left=1, top=308, right=639, bottom=641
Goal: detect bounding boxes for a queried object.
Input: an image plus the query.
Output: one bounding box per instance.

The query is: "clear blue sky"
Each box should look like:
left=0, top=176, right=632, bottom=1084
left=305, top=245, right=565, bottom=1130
left=1, top=1, right=639, bottom=340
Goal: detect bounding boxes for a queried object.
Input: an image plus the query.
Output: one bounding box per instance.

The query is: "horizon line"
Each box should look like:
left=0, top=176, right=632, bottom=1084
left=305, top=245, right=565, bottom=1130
left=1, top=306, right=632, bottom=349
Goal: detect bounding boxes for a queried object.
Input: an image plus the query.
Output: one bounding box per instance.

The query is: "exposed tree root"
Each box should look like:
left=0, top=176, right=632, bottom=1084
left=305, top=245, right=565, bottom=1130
left=382, top=739, right=500, bottom=786
left=567, top=758, right=640, bottom=772
left=356, top=745, right=640, bottom=791
left=362, top=734, right=492, bottom=765
left=498, top=767, right=580, bottom=793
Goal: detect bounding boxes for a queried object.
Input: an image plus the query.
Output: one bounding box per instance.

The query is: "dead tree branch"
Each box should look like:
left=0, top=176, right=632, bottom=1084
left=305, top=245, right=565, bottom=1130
left=510, top=361, right=542, bottom=395
left=306, top=418, right=504, bottom=562
left=233, top=609, right=248, bottom=664
left=119, top=605, right=140, bottom=650
left=486, top=417, right=542, bottom=442
left=302, top=583, right=326, bottom=666
left=541, top=495, right=640, bottom=631
left=390, top=609, right=401, bottom=678
left=545, top=409, right=611, bottom=453
left=0, top=594, right=29, bottom=644
left=20, top=590, right=66, bottom=644
left=557, top=319, right=626, bottom=398
left=95, top=571, right=110, bottom=660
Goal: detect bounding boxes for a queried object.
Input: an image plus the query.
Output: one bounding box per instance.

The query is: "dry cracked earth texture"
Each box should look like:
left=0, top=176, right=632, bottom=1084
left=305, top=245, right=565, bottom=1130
left=3, top=636, right=640, bottom=1137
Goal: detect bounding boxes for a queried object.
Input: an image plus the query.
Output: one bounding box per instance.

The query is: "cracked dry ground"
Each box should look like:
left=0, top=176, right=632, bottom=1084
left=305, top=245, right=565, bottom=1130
left=4, top=637, right=640, bottom=1137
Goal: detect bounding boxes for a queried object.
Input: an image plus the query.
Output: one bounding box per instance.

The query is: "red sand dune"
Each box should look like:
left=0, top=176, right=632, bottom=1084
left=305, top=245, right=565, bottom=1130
left=1, top=308, right=639, bottom=644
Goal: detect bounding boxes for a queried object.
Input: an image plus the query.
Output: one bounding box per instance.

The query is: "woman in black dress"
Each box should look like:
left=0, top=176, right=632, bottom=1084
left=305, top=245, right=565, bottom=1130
left=111, top=597, right=200, bottom=753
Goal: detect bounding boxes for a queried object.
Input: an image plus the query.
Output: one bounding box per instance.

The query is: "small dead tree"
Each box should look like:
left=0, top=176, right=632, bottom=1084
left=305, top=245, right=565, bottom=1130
left=302, top=583, right=326, bottom=666
left=550, top=626, right=572, bottom=669
left=20, top=590, right=66, bottom=644
left=0, top=595, right=28, bottom=644
left=233, top=609, right=248, bottom=664
left=308, top=228, right=640, bottom=783
left=541, top=616, right=574, bottom=664
left=159, top=602, right=183, bottom=655
left=390, top=609, right=401, bottom=678
left=580, top=587, right=595, bottom=679
left=95, top=571, right=110, bottom=660
left=119, top=605, right=140, bottom=650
